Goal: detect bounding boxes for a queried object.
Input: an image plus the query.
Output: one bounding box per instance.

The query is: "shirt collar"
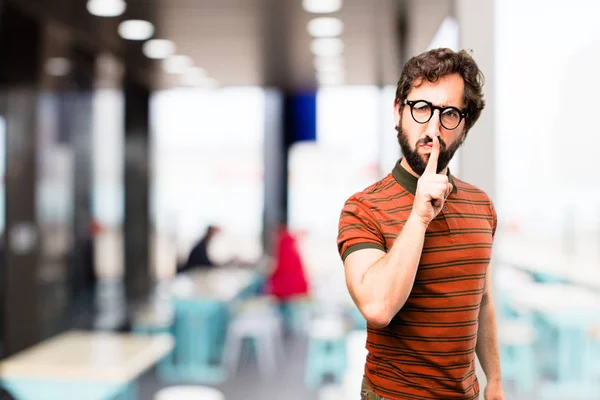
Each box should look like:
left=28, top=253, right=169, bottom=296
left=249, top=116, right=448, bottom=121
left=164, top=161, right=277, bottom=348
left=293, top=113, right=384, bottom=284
left=392, top=159, right=458, bottom=196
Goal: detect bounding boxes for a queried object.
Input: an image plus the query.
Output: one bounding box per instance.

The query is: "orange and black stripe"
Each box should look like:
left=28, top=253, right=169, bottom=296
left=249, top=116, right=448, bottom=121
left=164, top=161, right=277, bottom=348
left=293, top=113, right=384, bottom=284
left=338, top=160, right=496, bottom=400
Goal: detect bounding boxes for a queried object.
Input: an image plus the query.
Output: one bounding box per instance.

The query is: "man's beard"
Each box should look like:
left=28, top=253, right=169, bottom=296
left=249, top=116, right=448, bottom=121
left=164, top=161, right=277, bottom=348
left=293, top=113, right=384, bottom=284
left=396, top=123, right=465, bottom=176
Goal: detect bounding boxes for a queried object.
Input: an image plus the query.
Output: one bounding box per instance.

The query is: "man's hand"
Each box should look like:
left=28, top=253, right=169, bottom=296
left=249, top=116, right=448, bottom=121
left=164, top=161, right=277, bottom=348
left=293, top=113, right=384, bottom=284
left=484, top=380, right=505, bottom=400
left=412, top=136, right=453, bottom=226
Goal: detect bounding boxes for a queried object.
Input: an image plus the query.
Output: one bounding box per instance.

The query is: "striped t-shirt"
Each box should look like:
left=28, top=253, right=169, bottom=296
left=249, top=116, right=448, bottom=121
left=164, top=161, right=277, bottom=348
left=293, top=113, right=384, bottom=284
left=337, top=160, right=496, bottom=400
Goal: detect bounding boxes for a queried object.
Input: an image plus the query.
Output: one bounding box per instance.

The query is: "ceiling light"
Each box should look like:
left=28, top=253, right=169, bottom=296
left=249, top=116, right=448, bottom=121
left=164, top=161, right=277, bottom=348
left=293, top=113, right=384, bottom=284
left=318, top=76, right=344, bottom=86
left=200, top=78, right=219, bottom=90
left=314, top=56, right=344, bottom=72
left=318, top=74, right=344, bottom=86
left=143, top=39, right=176, bottom=59
left=307, top=17, right=343, bottom=37
left=45, top=57, right=71, bottom=77
left=86, top=0, right=126, bottom=17
left=310, top=38, right=344, bottom=57
left=317, top=70, right=345, bottom=82
left=118, top=20, right=155, bottom=41
left=181, top=75, right=218, bottom=90
left=303, top=0, right=342, bottom=13
left=206, top=78, right=219, bottom=89
left=163, top=55, right=193, bottom=74
left=317, top=69, right=345, bottom=86
left=180, top=67, right=208, bottom=86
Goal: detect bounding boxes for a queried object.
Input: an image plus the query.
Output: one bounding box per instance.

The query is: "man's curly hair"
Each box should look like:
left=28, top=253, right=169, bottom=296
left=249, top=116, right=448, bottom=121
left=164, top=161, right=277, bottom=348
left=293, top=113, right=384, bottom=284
left=395, top=48, right=486, bottom=134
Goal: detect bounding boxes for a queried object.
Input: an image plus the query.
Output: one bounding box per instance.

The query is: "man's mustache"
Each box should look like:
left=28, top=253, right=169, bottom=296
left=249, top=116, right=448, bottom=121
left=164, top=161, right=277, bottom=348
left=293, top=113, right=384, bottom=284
left=394, top=125, right=448, bottom=151
left=420, top=136, right=446, bottom=149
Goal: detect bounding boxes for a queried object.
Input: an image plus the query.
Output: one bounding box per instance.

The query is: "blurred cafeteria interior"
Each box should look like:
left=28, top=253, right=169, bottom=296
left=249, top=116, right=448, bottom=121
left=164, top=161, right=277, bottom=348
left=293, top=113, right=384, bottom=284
left=0, top=0, right=599, bottom=399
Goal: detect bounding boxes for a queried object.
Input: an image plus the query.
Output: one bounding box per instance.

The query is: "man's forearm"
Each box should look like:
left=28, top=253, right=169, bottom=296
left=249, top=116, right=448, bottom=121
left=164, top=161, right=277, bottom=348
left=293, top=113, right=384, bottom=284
left=476, top=298, right=502, bottom=383
left=359, top=213, right=428, bottom=326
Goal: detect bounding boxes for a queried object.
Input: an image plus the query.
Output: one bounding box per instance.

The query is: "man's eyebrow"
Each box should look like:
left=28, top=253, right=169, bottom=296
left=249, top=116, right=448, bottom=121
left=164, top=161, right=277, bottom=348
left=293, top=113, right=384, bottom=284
left=427, top=101, right=459, bottom=108
left=411, top=99, right=463, bottom=109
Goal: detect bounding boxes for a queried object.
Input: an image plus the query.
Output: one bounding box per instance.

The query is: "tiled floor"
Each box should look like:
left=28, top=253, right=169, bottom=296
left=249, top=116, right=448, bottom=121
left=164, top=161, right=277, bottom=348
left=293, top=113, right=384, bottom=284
left=137, top=333, right=539, bottom=400
left=138, top=334, right=318, bottom=400
left=35, top=282, right=575, bottom=400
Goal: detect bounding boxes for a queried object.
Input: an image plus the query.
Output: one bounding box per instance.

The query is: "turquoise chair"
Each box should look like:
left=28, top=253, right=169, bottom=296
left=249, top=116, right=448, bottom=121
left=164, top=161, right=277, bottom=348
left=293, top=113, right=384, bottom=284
left=304, top=317, right=348, bottom=388
left=498, top=317, right=537, bottom=394
left=591, top=332, right=600, bottom=384
left=159, top=298, right=228, bottom=384
left=131, top=318, right=176, bottom=383
left=279, top=298, right=312, bottom=335
left=304, top=335, right=347, bottom=388
left=498, top=290, right=520, bottom=320
left=542, top=311, right=600, bottom=383
left=531, top=271, right=564, bottom=284
left=112, top=384, right=137, bottom=400
left=501, top=341, right=536, bottom=393
left=533, top=310, right=600, bottom=399
left=238, top=273, right=266, bottom=298
left=531, top=312, right=559, bottom=379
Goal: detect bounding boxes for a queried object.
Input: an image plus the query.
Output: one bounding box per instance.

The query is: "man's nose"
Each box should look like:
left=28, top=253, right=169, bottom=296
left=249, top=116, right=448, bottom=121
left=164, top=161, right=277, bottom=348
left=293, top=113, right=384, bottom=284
left=425, top=109, right=442, bottom=139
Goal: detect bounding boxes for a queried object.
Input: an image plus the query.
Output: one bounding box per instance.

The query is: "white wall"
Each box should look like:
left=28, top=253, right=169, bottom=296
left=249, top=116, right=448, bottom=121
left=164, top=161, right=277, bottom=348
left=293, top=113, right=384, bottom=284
left=92, top=90, right=125, bottom=227
left=406, top=0, right=453, bottom=58
left=494, top=0, right=600, bottom=237
left=288, top=87, right=395, bottom=303
left=151, top=87, right=265, bottom=263
left=456, top=0, right=496, bottom=199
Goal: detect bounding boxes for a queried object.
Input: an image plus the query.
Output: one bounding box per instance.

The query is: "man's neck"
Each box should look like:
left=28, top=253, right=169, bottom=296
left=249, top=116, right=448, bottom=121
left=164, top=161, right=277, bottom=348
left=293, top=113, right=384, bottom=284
left=399, top=157, right=448, bottom=178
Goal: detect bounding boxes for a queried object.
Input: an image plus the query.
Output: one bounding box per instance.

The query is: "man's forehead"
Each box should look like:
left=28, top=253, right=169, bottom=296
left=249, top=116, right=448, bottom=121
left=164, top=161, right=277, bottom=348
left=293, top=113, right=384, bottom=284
left=409, top=74, right=465, bottom=107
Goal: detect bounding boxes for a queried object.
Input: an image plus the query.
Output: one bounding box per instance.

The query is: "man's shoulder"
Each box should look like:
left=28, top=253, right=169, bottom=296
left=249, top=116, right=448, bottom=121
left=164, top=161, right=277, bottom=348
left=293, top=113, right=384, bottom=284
left=451, top=176, right=496, bottom=222
left=452, top=176, right=493, bottom=202
left=344, top=173, right=404, bottom=205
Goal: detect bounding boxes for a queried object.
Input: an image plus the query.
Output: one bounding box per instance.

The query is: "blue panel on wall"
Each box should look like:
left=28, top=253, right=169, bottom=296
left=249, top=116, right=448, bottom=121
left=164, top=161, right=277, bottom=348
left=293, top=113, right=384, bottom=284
left=285, top=92, right=316, bottom=144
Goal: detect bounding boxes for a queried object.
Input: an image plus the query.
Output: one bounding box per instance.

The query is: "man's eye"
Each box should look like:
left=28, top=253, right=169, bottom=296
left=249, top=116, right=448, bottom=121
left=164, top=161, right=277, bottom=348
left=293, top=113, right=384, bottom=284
left=443, top=109, right=459, bottom=118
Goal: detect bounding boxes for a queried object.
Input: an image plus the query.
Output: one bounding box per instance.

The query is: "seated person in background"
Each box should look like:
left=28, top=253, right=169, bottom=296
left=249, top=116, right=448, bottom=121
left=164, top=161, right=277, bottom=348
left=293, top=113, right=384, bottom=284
left=265, top=225, right=309, bottom=300
left=178, top=225, right=221, bottom=272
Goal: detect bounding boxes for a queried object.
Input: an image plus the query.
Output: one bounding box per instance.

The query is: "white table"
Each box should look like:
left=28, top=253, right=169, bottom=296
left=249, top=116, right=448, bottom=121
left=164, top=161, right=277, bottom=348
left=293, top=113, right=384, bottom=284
left=0, top=331, right=174, bottom=400
left=508, top=283, right=600, bottom=314
left=170, top=267, right=256, bottom=301
left=496, top=235, right=600, bottom=290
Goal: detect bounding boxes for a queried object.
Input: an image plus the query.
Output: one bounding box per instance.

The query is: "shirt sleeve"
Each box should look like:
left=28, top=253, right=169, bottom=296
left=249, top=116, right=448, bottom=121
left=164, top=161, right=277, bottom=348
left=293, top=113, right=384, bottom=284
left=337, top=195, right=386, bottom=262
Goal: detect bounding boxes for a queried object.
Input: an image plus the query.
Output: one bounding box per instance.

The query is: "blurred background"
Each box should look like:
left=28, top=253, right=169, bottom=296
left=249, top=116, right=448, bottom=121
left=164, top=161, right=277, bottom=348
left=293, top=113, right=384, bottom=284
left=0, top=0, right=599, bottom=399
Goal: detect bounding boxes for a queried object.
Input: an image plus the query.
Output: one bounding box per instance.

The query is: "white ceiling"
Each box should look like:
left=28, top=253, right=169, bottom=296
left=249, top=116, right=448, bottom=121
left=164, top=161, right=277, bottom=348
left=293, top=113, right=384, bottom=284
left=148, top=0, right=402, bottom=90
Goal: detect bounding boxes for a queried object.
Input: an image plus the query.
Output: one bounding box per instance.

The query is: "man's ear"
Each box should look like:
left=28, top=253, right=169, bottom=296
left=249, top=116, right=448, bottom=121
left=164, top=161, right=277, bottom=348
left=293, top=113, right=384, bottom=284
left=393, top=101, right=402, bottom=127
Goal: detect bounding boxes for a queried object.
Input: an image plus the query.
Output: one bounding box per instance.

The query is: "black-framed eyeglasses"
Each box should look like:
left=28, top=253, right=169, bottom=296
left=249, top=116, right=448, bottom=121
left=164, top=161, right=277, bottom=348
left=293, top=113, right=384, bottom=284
left=403, top=99, right=466, bottom=130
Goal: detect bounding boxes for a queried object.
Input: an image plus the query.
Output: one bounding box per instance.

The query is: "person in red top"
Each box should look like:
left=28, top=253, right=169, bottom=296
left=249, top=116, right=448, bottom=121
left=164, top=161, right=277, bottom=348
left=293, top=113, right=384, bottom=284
left=264, top=225, right=310, bottom=334
left=265, top=225, right=309, bottom=301
left=338, top=48, right=504, bottom=400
